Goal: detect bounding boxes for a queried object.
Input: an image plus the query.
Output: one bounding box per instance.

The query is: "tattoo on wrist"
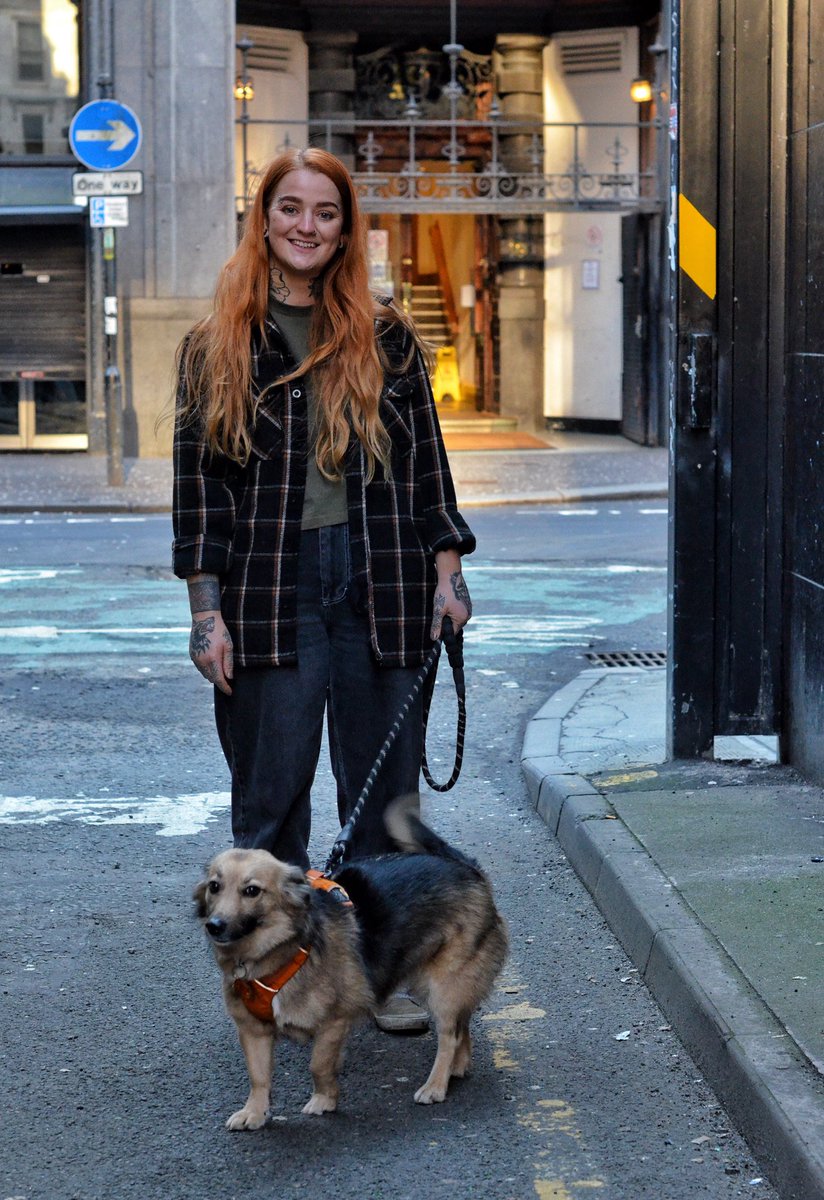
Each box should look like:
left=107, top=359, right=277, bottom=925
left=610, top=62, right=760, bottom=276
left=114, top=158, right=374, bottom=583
left=270, top=267, right=290, bottom=301
left=188, top=578, right=221, bottom=614
left=449, top=571, right=472, bottom=616
left=189, top=615, right=215, bottom=658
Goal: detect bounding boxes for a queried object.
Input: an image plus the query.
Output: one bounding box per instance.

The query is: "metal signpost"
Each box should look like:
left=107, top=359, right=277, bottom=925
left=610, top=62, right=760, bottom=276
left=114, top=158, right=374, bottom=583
left=69, top=99, right=141, bottom=486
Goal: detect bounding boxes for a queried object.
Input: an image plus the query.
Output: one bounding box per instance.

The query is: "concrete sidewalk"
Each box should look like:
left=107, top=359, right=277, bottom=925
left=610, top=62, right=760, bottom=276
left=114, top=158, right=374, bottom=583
left=522, top=667, right=824, bottom=1200
left=0, top=431, right=668, bottom=511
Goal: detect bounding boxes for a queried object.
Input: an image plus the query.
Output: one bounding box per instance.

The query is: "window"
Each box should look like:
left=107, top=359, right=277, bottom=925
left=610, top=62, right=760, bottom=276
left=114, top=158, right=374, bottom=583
left=17, top=21, right=45, bottom=82
left=21, top=114, right=45, bottom=154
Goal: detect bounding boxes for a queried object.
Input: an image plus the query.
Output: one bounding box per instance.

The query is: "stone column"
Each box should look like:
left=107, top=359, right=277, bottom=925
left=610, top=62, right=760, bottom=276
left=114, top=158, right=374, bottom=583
left=305, top=32, right=357, bottom=169
left=494, top=34, right=546, bottom=429
left=113, top=0, right=236, bottom=456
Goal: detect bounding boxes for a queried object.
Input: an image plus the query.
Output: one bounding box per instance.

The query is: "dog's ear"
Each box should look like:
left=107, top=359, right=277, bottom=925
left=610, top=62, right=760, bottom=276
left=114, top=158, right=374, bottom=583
left=192, top=877, right=209, bottom=918
left=280, top=865, right=312, bottom=913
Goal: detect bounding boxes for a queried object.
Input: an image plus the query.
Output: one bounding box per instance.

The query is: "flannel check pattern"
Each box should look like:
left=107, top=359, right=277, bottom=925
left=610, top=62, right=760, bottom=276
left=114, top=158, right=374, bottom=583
left=172, top=314, right=475, bottom=668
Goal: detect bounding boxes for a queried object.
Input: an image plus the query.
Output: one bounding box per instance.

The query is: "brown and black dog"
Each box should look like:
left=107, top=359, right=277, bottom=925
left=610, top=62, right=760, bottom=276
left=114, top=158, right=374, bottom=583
left=194, top=797, right=509, bottom=1129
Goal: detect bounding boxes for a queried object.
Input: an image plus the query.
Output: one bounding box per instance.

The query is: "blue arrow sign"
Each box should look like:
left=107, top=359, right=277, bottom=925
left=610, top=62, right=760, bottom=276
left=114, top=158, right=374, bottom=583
left=69, top=100, right=142, bottom=171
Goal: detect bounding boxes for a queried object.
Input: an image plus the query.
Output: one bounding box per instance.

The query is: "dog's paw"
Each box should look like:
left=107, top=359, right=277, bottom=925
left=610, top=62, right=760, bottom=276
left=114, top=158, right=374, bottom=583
left=302, top=1093, right=337, bottom=1116
left=451, top=1052, right=472, bottom=1078
left=225, top=1106, right=268, bottom=1131
left=414, top=1083, right=447, bottom=1105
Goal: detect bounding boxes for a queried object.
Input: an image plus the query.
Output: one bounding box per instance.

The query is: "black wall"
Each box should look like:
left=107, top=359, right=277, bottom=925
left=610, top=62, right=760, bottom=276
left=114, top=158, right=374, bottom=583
left=784, top=2, right=824, bottom=777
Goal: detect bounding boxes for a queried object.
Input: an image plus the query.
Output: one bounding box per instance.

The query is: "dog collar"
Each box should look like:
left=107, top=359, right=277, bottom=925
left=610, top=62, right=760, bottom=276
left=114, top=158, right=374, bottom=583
left=233, top=946, right=310, bottom=1023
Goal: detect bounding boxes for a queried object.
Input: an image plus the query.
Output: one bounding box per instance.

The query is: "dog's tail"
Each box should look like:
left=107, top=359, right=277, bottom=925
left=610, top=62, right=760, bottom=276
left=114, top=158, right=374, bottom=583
left=384, top=794, right=480, bottom=871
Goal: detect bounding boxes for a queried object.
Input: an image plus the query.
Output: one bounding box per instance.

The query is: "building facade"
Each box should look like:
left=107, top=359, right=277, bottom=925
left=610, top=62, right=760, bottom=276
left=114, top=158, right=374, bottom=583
left=0, top=0, right=664, bottom=456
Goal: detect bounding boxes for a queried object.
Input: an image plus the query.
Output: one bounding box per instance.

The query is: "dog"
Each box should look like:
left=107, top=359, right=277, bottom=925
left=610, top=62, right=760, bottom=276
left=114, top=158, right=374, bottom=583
left=194, top=797, right=509, bottom=1129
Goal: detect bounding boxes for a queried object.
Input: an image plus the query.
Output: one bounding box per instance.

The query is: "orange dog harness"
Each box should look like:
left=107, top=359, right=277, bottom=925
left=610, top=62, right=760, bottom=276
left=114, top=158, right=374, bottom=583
left=232, top=871, right=352, bottom=1023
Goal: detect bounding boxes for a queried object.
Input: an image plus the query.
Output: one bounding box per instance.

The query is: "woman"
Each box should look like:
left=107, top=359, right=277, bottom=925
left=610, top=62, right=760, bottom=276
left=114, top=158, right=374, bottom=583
left=172, top=150, right=474, bottom=1029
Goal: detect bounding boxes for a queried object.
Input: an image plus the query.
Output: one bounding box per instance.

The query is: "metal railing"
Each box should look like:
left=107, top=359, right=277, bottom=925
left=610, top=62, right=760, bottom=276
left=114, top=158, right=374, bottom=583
left=235, top=115, right=662, bottom=215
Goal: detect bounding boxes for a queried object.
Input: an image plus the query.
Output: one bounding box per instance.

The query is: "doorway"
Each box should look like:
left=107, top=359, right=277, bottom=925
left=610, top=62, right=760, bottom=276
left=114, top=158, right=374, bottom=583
left=0, top=222, right=88, bottom=450
left=368, top=211, right=498, bottom=414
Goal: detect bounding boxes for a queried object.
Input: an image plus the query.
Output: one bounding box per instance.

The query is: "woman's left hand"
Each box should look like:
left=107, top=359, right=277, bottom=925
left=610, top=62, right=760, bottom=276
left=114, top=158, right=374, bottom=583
left=431, top=549, right=472, bottom=640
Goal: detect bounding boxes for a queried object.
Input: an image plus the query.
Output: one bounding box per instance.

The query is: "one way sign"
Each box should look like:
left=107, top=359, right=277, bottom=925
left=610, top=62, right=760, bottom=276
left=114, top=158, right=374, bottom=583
left=69, top=100, right=142, bottom=171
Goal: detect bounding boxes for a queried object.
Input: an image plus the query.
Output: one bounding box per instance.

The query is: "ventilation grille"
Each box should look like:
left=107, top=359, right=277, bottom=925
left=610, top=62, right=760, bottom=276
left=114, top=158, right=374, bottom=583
left=247, top=42, right=292, bottom=72
left=559, top=39, right=623, bottom=75
left=586, top=650, right=667, bottom=669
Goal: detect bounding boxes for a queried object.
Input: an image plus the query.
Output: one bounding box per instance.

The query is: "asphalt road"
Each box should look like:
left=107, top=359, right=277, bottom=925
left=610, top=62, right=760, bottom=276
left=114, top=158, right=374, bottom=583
left=0, top=505, right=778, bottom=1200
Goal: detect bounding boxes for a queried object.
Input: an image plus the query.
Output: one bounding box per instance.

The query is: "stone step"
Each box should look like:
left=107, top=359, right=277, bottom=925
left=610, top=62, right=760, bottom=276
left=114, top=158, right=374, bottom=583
left=437, top=415, right=519, bottom=433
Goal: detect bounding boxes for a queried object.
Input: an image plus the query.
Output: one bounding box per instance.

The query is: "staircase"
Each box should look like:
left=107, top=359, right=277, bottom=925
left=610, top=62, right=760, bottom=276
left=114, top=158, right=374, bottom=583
left=408, top=283, right=524, bottom=438
left=408, top=284, right=451, bottom=348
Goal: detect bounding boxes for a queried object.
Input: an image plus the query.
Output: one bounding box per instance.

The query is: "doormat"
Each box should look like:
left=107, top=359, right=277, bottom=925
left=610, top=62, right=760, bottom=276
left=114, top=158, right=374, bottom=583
left=442, top=432, right=554, bottom=451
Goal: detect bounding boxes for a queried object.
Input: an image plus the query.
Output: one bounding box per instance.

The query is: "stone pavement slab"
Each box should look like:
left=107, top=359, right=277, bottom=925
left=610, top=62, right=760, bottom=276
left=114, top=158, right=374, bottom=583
left=0, top=435, right=668, bottom=512
left=611, top=781, right=824, bottom=1075
left=522, top=666, right=824, bottom=1200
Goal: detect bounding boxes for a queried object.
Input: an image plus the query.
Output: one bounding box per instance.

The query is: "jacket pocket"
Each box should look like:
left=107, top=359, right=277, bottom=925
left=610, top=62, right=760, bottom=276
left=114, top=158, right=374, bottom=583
left=250, top=407, right=284, bottom=460
left=380, top=379, right=413, bottom=458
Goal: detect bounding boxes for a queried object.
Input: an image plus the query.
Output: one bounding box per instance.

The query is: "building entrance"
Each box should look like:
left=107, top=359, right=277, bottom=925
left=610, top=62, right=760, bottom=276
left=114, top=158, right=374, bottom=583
left=367, top=211, right=499, bottom=415
left=0, top=222, right=88, bottom=450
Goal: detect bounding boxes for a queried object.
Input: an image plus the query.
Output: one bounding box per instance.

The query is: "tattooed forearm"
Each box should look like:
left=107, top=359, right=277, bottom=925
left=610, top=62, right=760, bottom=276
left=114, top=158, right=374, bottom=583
left=189, top=615, right=215, bottom=658
left=270, top=267, right=291, bottom=301
left=449, top=571, right=472, bottom=616
left=187, top=576, right=221, bottom=614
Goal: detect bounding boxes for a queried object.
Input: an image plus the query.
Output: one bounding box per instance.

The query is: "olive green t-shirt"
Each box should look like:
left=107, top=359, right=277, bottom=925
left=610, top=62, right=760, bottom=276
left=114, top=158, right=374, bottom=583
left=268, top=296, right=348, bottom=531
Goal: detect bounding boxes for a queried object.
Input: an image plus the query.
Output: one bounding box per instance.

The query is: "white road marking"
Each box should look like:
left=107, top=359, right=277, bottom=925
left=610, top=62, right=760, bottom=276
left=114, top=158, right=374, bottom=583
left=0, top=792, right=230, bottom=837
left=468, top=615, right=603, bottom=647
left=465, top=564, right=665, bottom=574
left=0, top=567, right=82, bottom=583
left=639, top=508, right=668, bottom=515
left=0, top=626, right=188, bottom=638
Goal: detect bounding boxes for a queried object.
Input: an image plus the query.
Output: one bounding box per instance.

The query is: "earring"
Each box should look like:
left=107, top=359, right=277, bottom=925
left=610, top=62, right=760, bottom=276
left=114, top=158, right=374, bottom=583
left=263, top=230, right=269, bottom=240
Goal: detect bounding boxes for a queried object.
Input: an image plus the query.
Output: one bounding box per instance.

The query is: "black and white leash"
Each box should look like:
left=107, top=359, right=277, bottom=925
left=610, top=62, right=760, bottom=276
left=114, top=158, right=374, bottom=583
left=324, top=617, right=466, bottom=875
left=421, top=618, right=466, bottom=792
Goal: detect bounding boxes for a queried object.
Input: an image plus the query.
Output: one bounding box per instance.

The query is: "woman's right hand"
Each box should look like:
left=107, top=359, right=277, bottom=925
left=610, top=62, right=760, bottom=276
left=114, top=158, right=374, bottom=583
left=186, top=574, right=233, bottom=695
left=189, top=609, right=234, bottom=695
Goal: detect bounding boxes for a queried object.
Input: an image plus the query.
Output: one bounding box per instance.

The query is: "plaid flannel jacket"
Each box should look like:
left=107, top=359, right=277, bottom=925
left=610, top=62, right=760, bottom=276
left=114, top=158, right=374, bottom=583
left=172, top=312, right=475, bottom=668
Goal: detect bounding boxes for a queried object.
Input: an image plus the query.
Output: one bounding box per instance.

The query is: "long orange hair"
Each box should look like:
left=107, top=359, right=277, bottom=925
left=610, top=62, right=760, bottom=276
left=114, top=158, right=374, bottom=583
left=177, top=147, right=419, bottom=479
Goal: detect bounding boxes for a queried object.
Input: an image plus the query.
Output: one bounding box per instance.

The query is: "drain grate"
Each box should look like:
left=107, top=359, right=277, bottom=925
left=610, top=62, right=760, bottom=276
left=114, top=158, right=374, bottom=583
left=586, top=650, right=667, bottom=669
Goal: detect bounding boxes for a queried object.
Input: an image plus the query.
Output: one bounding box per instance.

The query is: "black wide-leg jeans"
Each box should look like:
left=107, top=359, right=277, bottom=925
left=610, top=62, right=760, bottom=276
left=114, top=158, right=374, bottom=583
left=213, top=524, right=424, bottom=868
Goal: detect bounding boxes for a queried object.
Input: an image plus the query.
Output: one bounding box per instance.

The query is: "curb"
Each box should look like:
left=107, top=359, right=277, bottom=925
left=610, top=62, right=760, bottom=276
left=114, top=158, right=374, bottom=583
left=522, top=671, right=824, bottom=1200
left=0, top=484, right=669, bottom=515
left=458, top=483, right=668, bottom=508
left=0, top=503, right=171, bottom=514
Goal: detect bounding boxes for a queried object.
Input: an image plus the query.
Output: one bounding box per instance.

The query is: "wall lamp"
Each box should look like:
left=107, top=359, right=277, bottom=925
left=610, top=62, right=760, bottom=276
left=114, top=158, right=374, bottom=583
left=629, top=77, right=653, bottom=104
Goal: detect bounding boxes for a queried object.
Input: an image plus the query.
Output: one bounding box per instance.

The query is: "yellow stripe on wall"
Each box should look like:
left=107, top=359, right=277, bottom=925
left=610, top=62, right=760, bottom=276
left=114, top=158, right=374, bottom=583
left=679, top=193, right=717, bottom=300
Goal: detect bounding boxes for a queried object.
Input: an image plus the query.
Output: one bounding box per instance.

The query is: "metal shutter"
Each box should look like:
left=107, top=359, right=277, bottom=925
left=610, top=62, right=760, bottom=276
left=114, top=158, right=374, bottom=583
left=0, top=223, right=86, bottom=378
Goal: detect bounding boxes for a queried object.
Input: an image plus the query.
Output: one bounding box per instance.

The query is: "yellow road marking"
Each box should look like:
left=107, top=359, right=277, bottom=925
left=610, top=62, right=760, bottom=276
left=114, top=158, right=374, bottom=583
left=535, top=1182, right=573, bottom=1199
left=487, top=980, right=605, bottom=1197
left=679, top=193, right=717, bottom=299
left=482, top=1001, right=546, bottom=1022
left=535, top=1180, right=605, bottom=1198
left=598, top=769, right=659, bottom=787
